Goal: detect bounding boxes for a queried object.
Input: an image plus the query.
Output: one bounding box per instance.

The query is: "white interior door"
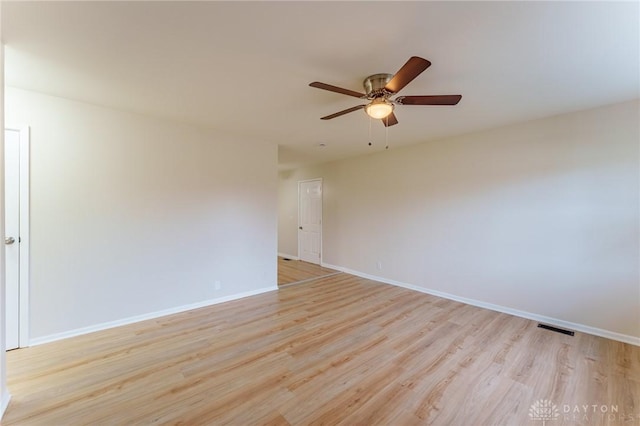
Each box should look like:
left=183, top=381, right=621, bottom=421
left=298, top=179, right=322, bottom=265
left=4, top=129, right=20, bottom=350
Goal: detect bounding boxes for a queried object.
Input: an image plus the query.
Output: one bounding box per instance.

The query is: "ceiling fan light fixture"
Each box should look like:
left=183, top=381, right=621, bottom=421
left=310, top=56, right=461, bottom=127
left=365, top=99, right=394, bottom=119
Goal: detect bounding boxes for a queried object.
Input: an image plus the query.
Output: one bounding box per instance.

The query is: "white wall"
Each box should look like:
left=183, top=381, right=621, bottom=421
left=279, top=100, right=640, bottom=343
left=6, top=87, right=277, bottom=342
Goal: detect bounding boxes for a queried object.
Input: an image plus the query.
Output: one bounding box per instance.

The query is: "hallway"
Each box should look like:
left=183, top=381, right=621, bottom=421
left=277, top=257, right=340, bottom=286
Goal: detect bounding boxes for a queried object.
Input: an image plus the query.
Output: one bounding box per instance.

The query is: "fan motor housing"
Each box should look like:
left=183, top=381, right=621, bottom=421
left=363, top=73, right=393, bottom=98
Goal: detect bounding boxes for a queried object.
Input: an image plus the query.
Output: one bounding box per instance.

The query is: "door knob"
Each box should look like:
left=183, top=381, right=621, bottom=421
left=5, top=237, right=15, bottom=245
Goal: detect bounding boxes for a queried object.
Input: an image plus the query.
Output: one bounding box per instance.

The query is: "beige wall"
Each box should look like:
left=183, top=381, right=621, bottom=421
left=7, top=87, right=278, bottom=342
left=279, top=100, right=640, bottom=342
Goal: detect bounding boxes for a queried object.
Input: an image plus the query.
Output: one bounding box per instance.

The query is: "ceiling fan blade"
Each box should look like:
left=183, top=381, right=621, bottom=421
left=384, top=56, right=431, bottom=94
left=321, top=105, right=366, bottom=120
left=382, top=112, right=398, bottom=127
left=396, top=95, right=462, bottom=105
left=309, top=82, right=366, bottom=98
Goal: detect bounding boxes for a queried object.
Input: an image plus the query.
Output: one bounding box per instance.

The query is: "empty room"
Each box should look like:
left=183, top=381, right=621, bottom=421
left=0, top=1, right=638, bottom=425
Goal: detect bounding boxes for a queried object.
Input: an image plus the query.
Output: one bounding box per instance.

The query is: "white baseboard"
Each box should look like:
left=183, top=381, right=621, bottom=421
left=321, top=262, right=344, bottom=271
left=326, top=263, right=640, bottom=347
left=26, top=264, right=640, bottom=347
left=29, top=286, right=278, bottom=347
left=278, top=252, right=299, bottom=260
left=0, top=392, right=11, bottom=420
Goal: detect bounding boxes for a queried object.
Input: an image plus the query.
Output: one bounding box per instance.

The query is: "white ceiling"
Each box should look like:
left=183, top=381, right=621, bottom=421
left=3, top=2, right=639, bottom=170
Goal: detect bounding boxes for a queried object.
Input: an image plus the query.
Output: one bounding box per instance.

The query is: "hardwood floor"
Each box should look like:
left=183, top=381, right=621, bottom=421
left=277, top=257, right=339, bottom=286
left=4, top=274, right=639, bottom=425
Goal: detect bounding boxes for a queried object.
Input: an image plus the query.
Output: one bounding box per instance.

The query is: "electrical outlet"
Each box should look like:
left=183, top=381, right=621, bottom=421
left=214, top=280, right=222, bottom=290
left=376, top=261, right=382, bottom=271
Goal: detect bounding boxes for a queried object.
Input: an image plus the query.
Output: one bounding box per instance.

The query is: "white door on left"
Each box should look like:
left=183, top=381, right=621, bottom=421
left=5, top=129, right=20, bottom=350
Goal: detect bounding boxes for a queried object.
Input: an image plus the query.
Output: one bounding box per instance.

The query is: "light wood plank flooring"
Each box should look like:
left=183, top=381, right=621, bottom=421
left=4, top=274, right=639, bottom=425
left=277, top=257, right=339, bottom=286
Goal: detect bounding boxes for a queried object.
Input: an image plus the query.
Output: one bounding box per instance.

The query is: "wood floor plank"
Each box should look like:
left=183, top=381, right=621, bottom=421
left=4, top=273, right=639, bottom=425
left=277, top=257, right=339, bottom=285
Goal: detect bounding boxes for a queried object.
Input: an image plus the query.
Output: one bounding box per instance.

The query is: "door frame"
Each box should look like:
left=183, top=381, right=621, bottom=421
left=297, top=178, right=323, bottom=265
left=5, top=126, right=30, bottom=348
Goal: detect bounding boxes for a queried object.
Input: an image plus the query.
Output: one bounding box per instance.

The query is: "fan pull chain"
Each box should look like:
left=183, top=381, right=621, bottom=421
left=368, top=116, right=373, bottom=146
left=385, top=116, right=389, bottom=150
